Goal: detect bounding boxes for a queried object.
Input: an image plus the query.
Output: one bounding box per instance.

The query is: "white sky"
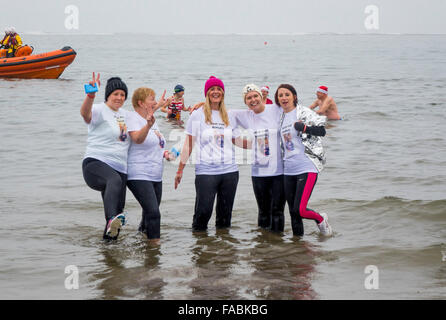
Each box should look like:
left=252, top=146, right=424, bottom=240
left=3, top=0, right=446, bottom=34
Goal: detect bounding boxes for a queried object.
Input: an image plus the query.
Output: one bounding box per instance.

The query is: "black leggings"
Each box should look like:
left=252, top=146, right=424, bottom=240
left=82, top=158, right=127, bottom=239
left=127, top=180, right=162, bottom=239
left=193, top=171, right=239, bottom=231
left=251, top=175, right=286, bottom=232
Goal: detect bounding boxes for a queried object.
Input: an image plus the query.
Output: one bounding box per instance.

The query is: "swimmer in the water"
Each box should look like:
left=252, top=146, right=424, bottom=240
left=308, top=86, right=341, bottom=120
left=161, top=84, right=190, bottom=122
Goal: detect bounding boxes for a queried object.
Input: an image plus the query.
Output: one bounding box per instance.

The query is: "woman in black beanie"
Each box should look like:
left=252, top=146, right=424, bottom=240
left=80, top=73, right=131, bottom=241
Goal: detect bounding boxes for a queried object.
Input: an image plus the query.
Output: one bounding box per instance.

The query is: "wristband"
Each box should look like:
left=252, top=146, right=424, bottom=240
left=176, top=171, right=183, bottom=174
left=303, top=125, right=307, bottom=133
left=87, top=93, right=95, bottom=99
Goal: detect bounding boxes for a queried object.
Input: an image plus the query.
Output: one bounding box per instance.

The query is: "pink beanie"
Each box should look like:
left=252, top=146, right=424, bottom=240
left=204, top=76, right=225, bottom=97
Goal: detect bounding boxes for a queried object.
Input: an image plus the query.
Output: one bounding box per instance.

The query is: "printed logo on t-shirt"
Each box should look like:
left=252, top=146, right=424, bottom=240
left=253, top=129, right=270, bottom=166
left=214, top=131, right=224, bottom=148
left=114, top=114, right=127, bottom=142
left=212, top=122, right=226, bottom=149
left=283, top=132, right=294, bottom=151
left=255, top=129, right=270, bottom=156
left=281, top=124, right=295, bottom=152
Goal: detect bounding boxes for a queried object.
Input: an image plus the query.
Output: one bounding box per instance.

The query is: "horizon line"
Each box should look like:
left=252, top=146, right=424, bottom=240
left=21, top=31, right=446, bottom=36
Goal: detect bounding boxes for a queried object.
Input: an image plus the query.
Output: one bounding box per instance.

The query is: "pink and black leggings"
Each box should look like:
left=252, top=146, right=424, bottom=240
left=284, top=172, right=323, bottom=236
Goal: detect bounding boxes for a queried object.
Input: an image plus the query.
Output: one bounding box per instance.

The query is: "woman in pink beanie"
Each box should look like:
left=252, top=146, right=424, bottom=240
left=174, top=76, right=246, bottom=232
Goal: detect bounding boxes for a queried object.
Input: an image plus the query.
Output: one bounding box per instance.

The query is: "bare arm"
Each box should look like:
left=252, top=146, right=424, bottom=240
left=129, top=90, right=169, bottom=143
left=80, top=72, right=101, bottom=124
left=232, top=137, right=252, bottom=149
left=80, top=95, right=95, bottom=124
left=182, top=98, right=191, bottom=112
left=189, top=101, right=205, bottom=114
left=128, top=121, right=153, bottom=144
left=308, top=99, right=319, bottom=110
left=175, top=134, right=195, bottom=189
left=316, top=98, right=333, bottom=115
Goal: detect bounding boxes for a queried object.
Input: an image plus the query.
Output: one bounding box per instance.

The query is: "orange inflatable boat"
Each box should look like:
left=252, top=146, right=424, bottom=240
left=0, top=46, right=76, bottom=79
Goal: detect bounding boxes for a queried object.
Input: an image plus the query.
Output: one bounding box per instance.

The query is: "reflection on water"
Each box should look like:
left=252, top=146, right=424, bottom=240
left=93, top=238, right=165, bottom=299
left=86, top=228, right=324, bottom=300
left=246, top=231, right=319, bottom=300
left=190, top=230, right=241, bottom=299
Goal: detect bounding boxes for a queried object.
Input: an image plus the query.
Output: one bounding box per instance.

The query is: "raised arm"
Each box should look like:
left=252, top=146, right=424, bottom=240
left=128, top=120, right=153, bottom=144
left=80, top=72, right=101, bottom=124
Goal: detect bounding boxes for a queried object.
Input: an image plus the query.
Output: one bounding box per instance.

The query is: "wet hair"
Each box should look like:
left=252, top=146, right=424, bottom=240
left=274, top=84, right=298, bottom=107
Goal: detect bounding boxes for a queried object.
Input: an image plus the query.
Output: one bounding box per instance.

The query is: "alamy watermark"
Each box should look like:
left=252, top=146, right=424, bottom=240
left=364, top=265, right=379, bottom=290
left=65, top=5, right=79, bottom=30
left=364, top=5, right=380, bottom=30
left=64, top=265, right=79, bottom=290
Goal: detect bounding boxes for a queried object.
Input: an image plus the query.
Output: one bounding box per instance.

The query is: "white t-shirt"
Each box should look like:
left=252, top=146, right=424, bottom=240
left=126, top=112, right=165, bottom=182
left=84, top=103, right=130, bottom=174
left=185, top=108, right=239, bottom=175
left=232, top=105, right=284, bottom=177
left=279, top=108, right=318, bottom=175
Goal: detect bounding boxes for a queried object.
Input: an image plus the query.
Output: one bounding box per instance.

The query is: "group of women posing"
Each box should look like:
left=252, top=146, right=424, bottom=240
left=80, top=74, right=332, bottom=243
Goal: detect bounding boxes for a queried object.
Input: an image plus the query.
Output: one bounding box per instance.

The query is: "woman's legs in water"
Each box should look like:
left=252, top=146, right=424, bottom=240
left=284, top=172, right=323, bottom=236
left=127, top=180, right=162, bottom=240
left=193, top=172, right=239, bottom=231
left=82, top=158, right=127, bottom=239
left=251, top=175, right=285, bottom=232
left=271, top=175, right=286, bottom=232
left=193, top=175, right=219, bottom=231
left=215, top=171, right=239, bottom=229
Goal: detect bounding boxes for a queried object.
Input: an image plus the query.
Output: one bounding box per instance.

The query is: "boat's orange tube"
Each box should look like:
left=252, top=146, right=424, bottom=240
left=0, top=46, right=76, bottom=79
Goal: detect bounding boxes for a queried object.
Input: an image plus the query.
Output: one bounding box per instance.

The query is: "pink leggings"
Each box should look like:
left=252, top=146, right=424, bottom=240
left=284, top=172, right=323, bottom=236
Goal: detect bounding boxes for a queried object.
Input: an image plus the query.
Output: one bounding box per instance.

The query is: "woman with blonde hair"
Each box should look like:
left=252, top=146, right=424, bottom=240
left=174, top=76, right=246, bottom=232
left=126, top=87, right=172, bottom=243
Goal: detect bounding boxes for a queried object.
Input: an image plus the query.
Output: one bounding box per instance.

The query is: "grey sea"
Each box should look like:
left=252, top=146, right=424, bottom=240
left=0, top=34, right=445, bottom=300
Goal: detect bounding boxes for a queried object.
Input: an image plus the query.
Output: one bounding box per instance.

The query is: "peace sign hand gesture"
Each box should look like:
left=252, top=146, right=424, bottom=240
left=155, top=90, right=172, bottom=112
left=88, top=72, right=101, bottom=98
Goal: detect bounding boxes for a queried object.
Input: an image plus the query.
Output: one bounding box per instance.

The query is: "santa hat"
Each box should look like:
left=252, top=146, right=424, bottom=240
left=317, top=86, right=328, bottom=94
left=260, top=86, right=270, bottom=92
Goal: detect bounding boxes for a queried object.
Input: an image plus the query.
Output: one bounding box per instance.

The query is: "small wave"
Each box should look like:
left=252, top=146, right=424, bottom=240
left=358, top=111, right=389, bottom=118
left=322, top=197, right=446, bottom=221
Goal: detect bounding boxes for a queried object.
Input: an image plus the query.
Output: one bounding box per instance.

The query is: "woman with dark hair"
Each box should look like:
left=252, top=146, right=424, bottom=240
left=275, top=84, right=333, bottom=237
left=80, top=73, right=130, bottom=241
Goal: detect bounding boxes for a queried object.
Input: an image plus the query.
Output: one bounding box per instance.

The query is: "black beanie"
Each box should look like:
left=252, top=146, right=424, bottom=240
left=105, top=77, right=128, bottom=102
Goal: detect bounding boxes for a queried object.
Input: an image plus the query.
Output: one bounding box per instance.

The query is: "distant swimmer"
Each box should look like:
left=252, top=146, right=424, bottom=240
left=260, top=85, right=273, bottom=104
left=309, top=86, right=341, bottom=120
left=161, top=84, right=190, bottom=123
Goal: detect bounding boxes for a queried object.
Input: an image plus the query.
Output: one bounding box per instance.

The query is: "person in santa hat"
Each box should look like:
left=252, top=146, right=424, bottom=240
left=309, top=86, right=341, bottom=120
left=260, top=86, right=273, bottom=105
